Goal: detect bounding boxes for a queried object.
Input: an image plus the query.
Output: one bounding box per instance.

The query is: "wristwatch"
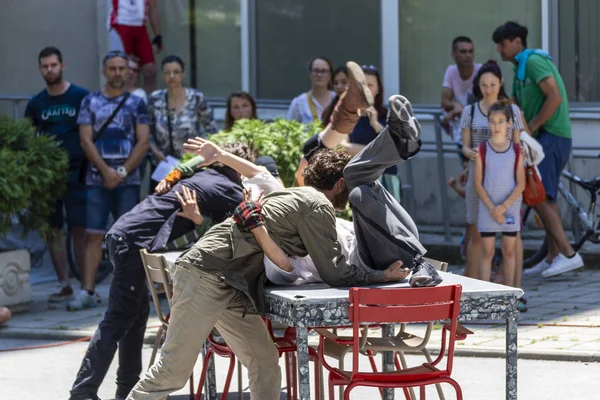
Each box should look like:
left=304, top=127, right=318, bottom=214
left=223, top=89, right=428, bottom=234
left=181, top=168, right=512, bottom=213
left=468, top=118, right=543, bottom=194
left=117, top=166, right=128, bottom=178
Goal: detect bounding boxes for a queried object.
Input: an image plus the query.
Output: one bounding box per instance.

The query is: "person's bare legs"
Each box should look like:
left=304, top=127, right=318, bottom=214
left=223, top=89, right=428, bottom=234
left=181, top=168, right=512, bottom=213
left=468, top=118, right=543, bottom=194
left=480, top=236, right=495, bottom=282
left=71, top=226, right=87, bottom=274
left=536, top=200, right=575, bottom=258
left=514, top=232, right=523, bottom=288
left=82, top=234, right=103, bottom=292
left=141, top=63, right=157, bottom=94
left=465, top=224, right=481, bottom=278
left=501, top=236, right=517, bottom=287
left=47, top=229, right=70, bottom=284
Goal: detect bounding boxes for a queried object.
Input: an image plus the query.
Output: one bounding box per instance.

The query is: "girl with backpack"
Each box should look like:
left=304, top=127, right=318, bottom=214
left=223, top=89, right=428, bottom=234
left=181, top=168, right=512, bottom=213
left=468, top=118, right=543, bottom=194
left=474, top=103, right=525, bottom=290
left=459, top=60, right=527, bottom=287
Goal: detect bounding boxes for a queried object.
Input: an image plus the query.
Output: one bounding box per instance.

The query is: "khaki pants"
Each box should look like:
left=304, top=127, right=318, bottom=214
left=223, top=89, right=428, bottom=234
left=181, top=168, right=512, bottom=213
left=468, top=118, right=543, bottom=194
left=127, top=265, right=281, bottom=400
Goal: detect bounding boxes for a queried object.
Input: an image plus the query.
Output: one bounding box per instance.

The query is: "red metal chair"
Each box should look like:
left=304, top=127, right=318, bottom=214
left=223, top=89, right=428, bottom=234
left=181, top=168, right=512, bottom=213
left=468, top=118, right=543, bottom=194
left=195, top=330, right=241, bottom=400
left=264, top=319, right=323, bottom=400
left=317, top=285, right=464, bottom=400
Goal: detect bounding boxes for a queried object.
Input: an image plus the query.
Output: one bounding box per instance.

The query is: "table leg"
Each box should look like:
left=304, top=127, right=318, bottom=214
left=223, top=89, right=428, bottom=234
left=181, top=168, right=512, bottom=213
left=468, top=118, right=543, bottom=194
left=382, top=324, right=395, bottom=400
left=203, top=341, right=217, bottom=400
left=295, top=325, right=312, bottom=400
left=506, top=316, right=518, bottom=400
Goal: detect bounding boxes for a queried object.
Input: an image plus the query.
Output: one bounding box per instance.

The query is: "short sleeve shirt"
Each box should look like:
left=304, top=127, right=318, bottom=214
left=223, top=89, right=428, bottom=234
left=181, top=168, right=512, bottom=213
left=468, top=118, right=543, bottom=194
left=77, top=90, right=150, bottom=186
left=442, top=64, right=482, bottom=107
left=147, top=88, right=217, bottom=158
left=286, top=91, right=335, bottom=124
left=512, top=54, right=571, bottom=138
left=25, top=84, right=89, bottom=169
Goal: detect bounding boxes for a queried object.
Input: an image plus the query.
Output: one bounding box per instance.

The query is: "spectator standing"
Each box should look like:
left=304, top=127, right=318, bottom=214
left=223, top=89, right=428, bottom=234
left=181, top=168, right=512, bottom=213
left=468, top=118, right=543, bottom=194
left=109, top=0, right=162, bottom=94
left=69, top=50, right=150, bottom=311
left=147, top=55, right=216, bottom=161
left=441, top=36, right=482, bottom=159
left=224, top=90, right=257, bottom=131
left=124, top=56, right=147, bottom=103
left=286, top=56, right=336, bottom=124
left=460, top=61, right=526, bottom=280
left=24, top=47, right=89, bottom=303
left=493, top=21, right=584, bottom=277
left=474, top=103, right=525, bottom=295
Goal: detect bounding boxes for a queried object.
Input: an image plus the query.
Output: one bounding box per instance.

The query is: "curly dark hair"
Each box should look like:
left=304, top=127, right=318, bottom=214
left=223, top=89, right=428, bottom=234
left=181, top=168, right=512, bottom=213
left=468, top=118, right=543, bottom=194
left=221, top=141, right=258, bottom=163
left=302, top=148, right=352, bottom=191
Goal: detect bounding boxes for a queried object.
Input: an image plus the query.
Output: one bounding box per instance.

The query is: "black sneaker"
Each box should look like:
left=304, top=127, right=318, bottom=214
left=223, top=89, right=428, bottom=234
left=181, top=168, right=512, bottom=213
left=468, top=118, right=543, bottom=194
left=387, top=94, right=422, bottom=159
left=409, top=260, right=443, bottom=288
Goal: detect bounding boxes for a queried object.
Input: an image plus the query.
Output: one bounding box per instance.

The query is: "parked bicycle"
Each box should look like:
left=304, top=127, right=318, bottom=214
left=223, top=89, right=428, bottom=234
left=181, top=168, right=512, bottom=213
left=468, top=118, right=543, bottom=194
left=523, top=166, right=600, bottom=268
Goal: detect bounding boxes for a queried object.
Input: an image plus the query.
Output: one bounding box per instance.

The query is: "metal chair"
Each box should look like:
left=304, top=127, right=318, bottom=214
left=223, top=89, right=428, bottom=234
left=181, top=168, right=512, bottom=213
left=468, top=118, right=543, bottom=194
left=317, top=285, right=464, bottom=400
left=140, top=249, right=195, bottom=399
left=318, top=258, right=472, bottom=399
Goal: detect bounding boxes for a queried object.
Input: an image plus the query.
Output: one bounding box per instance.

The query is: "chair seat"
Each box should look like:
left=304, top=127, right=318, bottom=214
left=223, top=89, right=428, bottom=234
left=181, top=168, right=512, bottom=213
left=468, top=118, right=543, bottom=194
left=322, top=330, right=427, bottom=359
left=329, top=363, right=447, bottom=384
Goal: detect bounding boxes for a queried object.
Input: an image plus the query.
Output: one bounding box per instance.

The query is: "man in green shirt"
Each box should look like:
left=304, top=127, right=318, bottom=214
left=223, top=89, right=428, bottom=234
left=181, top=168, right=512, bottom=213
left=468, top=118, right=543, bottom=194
left=493, top=21, right=583, bottom=278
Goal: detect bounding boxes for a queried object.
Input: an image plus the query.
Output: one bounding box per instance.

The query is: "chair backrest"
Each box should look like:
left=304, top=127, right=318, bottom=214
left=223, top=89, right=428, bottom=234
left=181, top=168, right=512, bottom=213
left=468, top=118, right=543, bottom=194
left=140, top=249, right=173, bottom=327
left=349, top=285, right=462, bottom=378
left=424, top=257, right=448, bottom=272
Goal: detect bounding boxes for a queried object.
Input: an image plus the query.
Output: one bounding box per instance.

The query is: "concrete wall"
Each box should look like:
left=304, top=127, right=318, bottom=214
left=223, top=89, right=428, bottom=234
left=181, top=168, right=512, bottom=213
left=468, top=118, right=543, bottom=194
left=0, top=0, right=104, bottom=117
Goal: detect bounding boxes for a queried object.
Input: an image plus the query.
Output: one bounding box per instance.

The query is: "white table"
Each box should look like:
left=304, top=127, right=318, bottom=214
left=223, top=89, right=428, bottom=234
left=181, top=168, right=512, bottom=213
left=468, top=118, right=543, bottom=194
left=162, top=252, right=523, bottom=400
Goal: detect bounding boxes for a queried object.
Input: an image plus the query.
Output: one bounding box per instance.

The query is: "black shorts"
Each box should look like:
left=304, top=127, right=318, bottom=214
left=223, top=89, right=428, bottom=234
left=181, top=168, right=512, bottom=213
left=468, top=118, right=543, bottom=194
left=480, top=231, right=518, bottom=238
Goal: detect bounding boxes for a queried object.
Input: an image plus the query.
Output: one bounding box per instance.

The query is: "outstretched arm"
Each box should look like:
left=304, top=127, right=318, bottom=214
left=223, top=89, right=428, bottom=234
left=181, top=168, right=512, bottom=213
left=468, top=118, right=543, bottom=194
left=184, top=137, right=267, bottom=179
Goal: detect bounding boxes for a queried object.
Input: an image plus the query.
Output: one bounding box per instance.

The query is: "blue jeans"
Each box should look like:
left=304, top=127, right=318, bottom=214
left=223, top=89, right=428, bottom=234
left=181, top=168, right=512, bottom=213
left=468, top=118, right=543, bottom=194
left=85, top=185, right=139, bottom=233
left=70, top=234, right=149, bottom=399
left=536, top=129, right=572, bottom=201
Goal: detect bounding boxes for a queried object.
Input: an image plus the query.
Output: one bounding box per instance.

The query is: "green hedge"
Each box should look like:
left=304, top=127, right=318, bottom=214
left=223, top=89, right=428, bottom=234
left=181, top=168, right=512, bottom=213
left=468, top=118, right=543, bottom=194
left=0, top=115, right=69, bottom=238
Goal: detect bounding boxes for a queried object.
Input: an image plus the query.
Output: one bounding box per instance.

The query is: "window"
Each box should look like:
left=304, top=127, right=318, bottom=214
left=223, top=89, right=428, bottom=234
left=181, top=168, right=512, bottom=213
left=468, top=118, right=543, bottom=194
left=255, top=0, right=381, bottom=100
left=559, top=0, right=600, bottom=102
left=398, top=0, right=541, bottom=104
left=156, top=0, right=241, bottom=97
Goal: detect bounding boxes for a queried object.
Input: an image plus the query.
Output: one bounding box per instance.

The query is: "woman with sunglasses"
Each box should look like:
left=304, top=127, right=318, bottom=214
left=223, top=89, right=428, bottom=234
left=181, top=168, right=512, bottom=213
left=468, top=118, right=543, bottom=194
left=147, top=55, right=217, bottom=163
left=286, top=56, right=336, bottom=124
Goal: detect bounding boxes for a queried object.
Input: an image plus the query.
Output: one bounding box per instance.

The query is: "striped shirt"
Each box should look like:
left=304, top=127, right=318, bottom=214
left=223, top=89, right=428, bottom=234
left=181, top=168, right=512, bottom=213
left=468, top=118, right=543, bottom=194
left=460, top=102, right=524, bottom=224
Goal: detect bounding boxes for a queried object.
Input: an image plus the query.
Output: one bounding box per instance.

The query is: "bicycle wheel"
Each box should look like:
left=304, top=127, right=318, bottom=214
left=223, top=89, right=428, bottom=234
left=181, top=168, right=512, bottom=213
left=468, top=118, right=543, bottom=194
left=523, top=236, right=548, bottom=268
left=66, top=231, right=113, bottom=284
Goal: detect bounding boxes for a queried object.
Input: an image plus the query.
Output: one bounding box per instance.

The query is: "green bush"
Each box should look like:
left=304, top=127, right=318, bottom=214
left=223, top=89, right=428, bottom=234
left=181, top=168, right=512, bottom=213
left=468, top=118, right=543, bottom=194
left=208, top=118, right=321, bottom=187
left=0, top=115, right=69, bottom=238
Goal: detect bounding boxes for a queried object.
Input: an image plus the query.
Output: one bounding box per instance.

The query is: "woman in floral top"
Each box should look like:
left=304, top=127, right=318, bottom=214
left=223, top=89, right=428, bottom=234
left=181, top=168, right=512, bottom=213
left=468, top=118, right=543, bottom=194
left=147, top=55, right=216, bottom=160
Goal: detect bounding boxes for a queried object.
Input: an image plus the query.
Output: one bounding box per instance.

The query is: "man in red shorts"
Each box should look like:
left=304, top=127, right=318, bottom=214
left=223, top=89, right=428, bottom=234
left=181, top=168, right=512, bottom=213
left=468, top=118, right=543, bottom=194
left=109, top=0, right=162, bottom=94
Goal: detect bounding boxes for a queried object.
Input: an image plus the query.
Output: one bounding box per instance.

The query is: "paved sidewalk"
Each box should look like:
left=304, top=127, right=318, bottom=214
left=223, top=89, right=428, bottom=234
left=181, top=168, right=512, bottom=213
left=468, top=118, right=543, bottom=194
left=1, top=267, right=600, bottom=362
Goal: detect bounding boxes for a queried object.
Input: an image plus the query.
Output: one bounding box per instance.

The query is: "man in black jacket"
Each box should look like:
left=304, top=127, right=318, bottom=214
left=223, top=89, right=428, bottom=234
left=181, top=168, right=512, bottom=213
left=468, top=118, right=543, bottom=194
left=68, top=142, right=255, bottom=400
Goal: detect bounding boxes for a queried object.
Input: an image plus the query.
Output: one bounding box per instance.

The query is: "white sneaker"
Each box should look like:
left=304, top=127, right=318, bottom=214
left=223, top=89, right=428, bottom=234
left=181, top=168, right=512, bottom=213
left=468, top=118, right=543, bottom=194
left=541, top=253, right=584, bottom=278
left=67, top=290, right=99, bottom=311
left=523, top=258, right=552, bottom=277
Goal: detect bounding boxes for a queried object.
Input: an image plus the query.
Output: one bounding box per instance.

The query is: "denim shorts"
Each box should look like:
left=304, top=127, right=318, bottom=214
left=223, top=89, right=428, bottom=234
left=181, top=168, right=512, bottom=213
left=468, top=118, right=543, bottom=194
left=50, top=171, right=87, bottom=229
left=536, top=129, right=572, bottom=201
left=86, top=185, right=139, bottom=233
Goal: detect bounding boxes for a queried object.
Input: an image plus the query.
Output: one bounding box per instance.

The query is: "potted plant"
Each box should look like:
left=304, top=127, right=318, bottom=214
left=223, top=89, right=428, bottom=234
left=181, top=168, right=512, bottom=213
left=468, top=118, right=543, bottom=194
left=0, top=115, right=69, bottom=310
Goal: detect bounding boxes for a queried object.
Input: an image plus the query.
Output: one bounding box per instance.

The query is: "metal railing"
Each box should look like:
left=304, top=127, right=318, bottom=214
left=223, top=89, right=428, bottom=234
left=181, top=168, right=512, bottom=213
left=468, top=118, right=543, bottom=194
left=3, top=94, right=599, bottom=241
left=0, top=94, right=30, bottom=120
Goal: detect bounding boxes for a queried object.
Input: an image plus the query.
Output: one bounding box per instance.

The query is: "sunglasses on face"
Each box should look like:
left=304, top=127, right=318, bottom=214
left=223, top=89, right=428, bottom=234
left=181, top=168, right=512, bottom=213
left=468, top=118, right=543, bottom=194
left=361, top=65, right=378, bottom=72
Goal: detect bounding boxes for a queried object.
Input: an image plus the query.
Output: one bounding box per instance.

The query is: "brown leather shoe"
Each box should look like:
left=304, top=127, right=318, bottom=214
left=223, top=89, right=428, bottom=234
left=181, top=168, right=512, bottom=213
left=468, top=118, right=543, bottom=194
left=330, top=61, right=374, bottom=134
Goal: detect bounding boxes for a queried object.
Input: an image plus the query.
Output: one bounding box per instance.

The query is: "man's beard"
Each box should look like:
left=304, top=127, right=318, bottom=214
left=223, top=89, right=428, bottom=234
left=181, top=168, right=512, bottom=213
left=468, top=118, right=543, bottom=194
left=332, top=186, right=350, bottom=211
left=44, top=71, right=63, bottom=86
left=107, top=78, right=125, bottom=90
